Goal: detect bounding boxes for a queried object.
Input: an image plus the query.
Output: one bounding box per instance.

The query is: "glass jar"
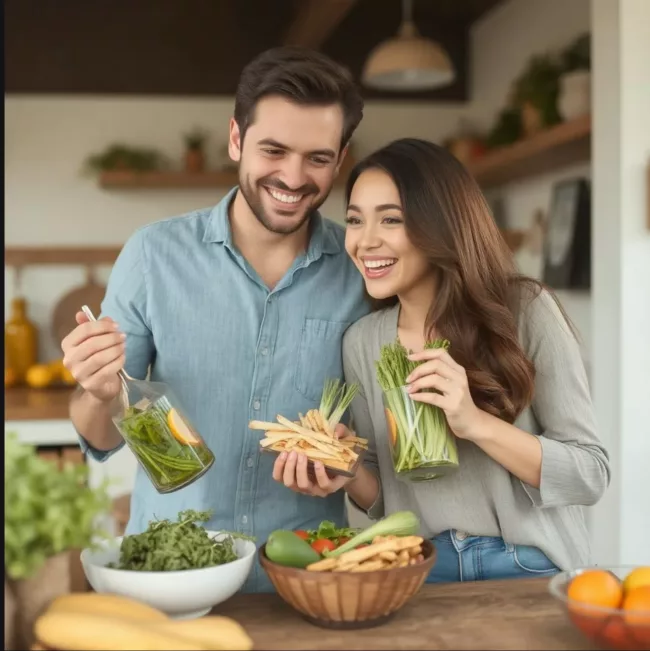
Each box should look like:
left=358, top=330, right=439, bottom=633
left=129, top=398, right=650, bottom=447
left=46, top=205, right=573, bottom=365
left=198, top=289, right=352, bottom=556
left=111, top=381, right=214, bottom=494
left=382, top=385, right=459, bottom=482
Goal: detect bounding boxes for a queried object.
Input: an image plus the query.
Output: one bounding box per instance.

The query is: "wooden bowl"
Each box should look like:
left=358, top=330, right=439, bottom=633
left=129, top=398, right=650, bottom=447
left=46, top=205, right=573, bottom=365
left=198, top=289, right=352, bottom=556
left=259, top=539, right=436, bottom=629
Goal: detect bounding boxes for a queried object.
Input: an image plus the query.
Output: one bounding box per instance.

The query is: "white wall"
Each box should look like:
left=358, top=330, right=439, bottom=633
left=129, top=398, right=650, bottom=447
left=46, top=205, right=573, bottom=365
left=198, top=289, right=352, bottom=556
left=4, top=96, right=469, bottom=361
left=589, top=0, right=650, bottom=566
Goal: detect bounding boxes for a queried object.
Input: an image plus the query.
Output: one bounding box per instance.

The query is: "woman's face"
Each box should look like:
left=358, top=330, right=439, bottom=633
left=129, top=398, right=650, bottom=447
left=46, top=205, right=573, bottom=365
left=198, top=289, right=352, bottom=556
left=345, top=168, right=431, bottom=301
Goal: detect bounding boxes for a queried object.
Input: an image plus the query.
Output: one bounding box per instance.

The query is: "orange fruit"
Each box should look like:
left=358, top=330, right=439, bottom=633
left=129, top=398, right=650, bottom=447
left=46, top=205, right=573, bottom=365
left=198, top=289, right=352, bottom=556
left=385, top=408, right=398, bottom=447
left=60, top=366, right=77, bottom=386
left=48, top=358, right=65, bottom=380
left=167, top=408, right=201, bottom=446
left=598, top=614, right=635, bottom=650
left=568, top=569, right=624, bottom=610
left=623, top=585, right=650, bottom=625
left=623, top=586, right=650, bottom=648
left=624, top=567, right=650, bottom=594
left=25, top=364, right=55, bottom=389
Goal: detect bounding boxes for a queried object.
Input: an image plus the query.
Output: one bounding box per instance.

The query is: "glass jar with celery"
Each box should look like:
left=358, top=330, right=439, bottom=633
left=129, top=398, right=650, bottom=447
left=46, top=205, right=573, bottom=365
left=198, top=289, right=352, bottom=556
left=376, top=339, right=459, bottom=482
left=113, top=388, right=215, bottom=494
left=79, top=305, right=215, bottom=494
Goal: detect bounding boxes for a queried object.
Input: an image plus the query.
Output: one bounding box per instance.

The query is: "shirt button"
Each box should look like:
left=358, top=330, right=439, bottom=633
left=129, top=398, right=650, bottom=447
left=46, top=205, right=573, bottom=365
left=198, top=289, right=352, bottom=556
left=260, top=347, right=268, bottom=356
left=253, top=400, right=261, bottom=410
left=455, top=531, right=468, bottom=541
left=246, top=458, right=254, bottom=468
left=242, top=515, right=248, bottom=525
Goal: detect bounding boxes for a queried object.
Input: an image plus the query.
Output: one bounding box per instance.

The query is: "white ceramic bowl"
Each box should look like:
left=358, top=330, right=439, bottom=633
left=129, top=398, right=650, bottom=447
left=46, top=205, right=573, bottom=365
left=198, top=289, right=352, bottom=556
left=81, top=531, right=256, bottom=619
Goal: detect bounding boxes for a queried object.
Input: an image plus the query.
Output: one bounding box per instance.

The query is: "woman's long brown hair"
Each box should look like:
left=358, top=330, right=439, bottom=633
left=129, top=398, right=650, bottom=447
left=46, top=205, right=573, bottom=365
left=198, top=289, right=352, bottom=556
left=345, top=138, right=572, bottom=423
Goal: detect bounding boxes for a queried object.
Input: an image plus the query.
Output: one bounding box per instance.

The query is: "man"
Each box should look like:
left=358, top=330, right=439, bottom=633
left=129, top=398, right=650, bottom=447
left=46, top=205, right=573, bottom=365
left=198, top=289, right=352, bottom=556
left=61, top=47, right=372, bottom=593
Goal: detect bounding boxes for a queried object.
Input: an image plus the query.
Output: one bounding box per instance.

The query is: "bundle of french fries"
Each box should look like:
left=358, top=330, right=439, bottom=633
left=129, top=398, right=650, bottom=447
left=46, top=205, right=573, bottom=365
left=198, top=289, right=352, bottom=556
left=306, top=535, right=425, bottom=573
left=250, top=408, right=369, bottom=472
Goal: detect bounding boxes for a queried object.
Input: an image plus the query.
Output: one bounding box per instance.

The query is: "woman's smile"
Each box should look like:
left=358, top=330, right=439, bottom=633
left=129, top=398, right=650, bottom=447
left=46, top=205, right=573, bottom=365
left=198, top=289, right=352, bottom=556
left=361, top=255, right=398, bottom=279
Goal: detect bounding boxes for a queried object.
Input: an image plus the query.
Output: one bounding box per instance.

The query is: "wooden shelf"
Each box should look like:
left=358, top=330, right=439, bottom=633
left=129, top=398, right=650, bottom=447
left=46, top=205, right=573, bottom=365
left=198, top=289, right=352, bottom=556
left=5, top=386, right=76, bottom=421
left=99, top=169, right=239, bottom=189
left=5, top=246, right=122, bottom=266
left=98, top=158, right=357, bottom=190
left=468, top=114, right=592, bottom=188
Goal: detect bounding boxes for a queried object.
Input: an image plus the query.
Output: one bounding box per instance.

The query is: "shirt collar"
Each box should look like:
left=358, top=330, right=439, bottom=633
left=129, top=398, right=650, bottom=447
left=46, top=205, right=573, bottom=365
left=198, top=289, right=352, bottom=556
left=202, top=186, right=341, bottom=258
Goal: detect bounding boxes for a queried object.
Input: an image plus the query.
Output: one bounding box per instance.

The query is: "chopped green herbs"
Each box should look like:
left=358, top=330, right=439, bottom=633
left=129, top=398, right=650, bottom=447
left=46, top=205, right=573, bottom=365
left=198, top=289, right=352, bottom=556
left=109, top=509, right=255, bottom=572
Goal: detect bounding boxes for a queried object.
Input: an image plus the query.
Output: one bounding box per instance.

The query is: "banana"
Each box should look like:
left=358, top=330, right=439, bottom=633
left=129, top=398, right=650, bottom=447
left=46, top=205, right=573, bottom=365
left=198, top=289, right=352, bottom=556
left=46, top=592, right=168, bottom=622
left=34, top=611, right=202, bottom=651
left=146, top=616, right=253, bottom=650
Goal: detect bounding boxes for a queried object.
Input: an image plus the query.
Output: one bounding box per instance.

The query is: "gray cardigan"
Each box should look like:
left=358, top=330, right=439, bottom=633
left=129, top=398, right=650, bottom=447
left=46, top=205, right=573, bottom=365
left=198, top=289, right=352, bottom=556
left=342, top=290, right=610, bottom=571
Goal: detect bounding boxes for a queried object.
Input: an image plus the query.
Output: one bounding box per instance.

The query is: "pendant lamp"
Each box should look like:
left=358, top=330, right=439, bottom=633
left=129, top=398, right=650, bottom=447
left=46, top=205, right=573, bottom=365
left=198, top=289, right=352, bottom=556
left=362, top=0, right=456, bottom=92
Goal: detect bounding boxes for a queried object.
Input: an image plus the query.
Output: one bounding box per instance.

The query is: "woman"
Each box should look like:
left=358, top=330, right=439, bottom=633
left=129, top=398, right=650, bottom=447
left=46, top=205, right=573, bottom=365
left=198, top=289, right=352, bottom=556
left=273, top=138, right=610, bottom=582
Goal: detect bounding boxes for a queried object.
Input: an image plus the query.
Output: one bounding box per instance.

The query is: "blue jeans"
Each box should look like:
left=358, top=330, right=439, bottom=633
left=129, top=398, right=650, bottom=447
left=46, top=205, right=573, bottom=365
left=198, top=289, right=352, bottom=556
left=425, top=530, right=560, bottom=583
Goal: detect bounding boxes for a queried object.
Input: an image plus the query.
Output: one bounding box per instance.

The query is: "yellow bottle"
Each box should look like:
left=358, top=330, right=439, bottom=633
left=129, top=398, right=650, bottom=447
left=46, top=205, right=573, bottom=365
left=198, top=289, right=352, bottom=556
left=5, top=297, right=38, bottom=383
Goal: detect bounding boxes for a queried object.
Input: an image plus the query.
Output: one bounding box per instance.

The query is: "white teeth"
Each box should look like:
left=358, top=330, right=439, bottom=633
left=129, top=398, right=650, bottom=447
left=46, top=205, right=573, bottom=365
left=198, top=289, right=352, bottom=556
left=364, top=259, right=397, bottom=269
left=268, top=188, right=302, bottom=204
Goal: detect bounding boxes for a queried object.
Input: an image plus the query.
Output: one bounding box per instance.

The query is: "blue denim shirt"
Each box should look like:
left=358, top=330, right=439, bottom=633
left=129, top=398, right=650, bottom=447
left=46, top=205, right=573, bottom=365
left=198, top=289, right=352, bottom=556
left=80, top=187, right=370, bottom=592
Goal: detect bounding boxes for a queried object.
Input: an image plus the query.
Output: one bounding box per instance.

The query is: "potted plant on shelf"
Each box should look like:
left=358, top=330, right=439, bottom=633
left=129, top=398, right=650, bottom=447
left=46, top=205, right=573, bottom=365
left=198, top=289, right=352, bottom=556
left=183, top=127, right=209, bottom=173
left=4, top=435, right=111, bottom=649
left=557, top=33, right=591, bottom=121
left=484, top=106, right=523, bottom=150
left=83, top=144, right=167, bottom=175
left=512, top=54, right=562, bottom=136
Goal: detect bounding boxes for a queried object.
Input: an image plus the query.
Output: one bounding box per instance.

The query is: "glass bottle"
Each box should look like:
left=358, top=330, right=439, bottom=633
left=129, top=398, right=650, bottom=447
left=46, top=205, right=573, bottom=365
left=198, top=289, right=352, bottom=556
left=5, top=297, right=38, bottom=383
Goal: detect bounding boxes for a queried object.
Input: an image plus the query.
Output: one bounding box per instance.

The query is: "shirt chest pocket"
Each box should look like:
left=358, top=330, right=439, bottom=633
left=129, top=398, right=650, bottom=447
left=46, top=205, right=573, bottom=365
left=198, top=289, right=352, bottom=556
left=294, top=318, right=351, bottom=402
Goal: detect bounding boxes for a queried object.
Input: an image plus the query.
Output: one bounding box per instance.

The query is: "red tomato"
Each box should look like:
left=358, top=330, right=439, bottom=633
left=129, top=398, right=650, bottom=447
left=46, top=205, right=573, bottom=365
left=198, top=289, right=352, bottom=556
left=337, top=537, right=351, bottom=547
left=294, top=530, right=310, bottom=541
left=311, top=539, right=336, bottom=554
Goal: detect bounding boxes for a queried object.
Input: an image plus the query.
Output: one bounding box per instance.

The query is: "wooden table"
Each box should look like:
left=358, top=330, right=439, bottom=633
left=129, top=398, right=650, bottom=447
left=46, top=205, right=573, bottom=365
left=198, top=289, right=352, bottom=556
left=212, top=578, right=599, bottom=650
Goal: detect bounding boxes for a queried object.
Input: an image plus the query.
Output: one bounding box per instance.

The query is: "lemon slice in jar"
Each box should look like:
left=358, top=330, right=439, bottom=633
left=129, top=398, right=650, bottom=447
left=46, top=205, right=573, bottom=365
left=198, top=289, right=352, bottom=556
left=167, top=408, right=201, bottom=446
left=385, top=408, right=398, bottom=447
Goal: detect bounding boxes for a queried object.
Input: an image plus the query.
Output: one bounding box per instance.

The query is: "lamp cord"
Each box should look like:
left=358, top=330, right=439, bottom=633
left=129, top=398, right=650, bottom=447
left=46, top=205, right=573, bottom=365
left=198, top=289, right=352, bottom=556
left=402, top=0, right=413, bottom=24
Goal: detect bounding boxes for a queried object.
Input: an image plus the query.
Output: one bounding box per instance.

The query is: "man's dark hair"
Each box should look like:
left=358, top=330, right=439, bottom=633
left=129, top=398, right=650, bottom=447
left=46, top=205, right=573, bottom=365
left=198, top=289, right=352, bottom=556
left=234, top=46, right=364, bottom=151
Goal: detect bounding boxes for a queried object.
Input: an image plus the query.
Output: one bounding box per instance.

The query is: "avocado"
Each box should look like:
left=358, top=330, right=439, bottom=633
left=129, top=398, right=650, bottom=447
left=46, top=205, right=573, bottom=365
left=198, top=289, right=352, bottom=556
left=265, top=530, right=321, bottom=568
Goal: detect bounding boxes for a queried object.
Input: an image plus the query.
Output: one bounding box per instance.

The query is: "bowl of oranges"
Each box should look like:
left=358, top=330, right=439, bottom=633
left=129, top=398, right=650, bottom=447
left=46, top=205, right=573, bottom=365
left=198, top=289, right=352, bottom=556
left=548, top=566, right=650, bottom=650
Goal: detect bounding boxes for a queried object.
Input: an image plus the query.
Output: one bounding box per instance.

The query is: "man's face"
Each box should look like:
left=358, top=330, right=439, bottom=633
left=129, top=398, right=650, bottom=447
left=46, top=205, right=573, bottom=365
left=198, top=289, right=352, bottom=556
left=228, top=95, right=347, bottom=235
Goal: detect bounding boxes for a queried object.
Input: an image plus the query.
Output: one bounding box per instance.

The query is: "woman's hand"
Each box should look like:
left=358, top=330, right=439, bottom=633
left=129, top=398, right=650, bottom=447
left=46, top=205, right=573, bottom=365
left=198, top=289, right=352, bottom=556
left=405, top=348, right=482, bottom=441
left=272, top=424, right=352, bottom=497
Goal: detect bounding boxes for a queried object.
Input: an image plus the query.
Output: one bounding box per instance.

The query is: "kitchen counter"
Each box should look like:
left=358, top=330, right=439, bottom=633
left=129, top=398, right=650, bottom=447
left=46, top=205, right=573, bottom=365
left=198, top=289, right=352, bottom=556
left=5, top=386, right=75, bottom=421
left=213, top=578, right=597, bottom=650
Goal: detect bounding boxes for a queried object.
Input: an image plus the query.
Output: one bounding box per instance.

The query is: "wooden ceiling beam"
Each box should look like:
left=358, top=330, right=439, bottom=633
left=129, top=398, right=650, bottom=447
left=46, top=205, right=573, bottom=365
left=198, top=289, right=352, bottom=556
left=283, top=0, right=357, bottom=49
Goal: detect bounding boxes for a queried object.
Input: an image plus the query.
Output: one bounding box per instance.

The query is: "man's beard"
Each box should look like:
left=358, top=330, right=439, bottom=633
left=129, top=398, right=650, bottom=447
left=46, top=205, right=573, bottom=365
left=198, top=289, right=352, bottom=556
left=239, top=173, right=329, bottom=235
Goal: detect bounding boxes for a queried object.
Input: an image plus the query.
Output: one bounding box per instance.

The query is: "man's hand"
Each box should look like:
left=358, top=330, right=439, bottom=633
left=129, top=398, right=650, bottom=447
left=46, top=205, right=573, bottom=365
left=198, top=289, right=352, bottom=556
left=61, top=311, right=126, bottom=403
left=272, top=423, right=354, bottom=498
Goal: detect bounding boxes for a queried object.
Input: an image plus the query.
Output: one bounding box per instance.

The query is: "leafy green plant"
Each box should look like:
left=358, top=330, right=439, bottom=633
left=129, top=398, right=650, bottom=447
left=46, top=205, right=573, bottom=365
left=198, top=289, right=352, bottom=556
left=560, top=33, right=591, bottom=73
left=83, top=144, right=167, bottom=174
left=109, top=509, right=254, bottom=571
left=4, top=434, right=112, bottom=580
left=512, top=54, right=562, bottom=127
left=184, top=127, right=208, bottom=151
left=485, top=107, right=523, bottom=149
